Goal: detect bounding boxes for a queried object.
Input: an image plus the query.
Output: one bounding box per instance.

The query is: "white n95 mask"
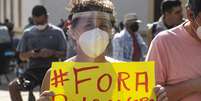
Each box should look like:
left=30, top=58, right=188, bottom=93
left=36, top=24, right=48, bottom=30
left=78, top=28, right=109, bottom=58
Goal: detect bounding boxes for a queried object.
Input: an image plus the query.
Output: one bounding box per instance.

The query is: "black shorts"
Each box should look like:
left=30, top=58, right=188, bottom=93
left=16, top=67, right=49, bottom=91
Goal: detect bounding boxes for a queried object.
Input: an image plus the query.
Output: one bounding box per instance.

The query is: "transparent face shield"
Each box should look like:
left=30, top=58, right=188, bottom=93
left=70, top=11, right=114, bottom=39
left=69, top=11, right=114, bottom=59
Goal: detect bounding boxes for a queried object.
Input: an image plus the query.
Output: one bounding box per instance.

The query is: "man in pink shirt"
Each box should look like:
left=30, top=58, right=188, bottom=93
left=146, top=0, right=201, bottom=101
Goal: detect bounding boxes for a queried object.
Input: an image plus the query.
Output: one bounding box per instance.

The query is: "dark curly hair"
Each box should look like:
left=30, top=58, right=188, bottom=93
left=68, top=0, right=114, bottom=14
left=67, top=0, right=115, bottom=28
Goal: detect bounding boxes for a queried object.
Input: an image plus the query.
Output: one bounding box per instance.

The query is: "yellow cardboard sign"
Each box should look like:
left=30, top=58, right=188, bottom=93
left=50, top=62, right=156, bottom=101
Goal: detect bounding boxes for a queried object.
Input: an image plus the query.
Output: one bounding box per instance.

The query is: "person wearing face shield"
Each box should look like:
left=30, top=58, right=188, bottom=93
left=112, top=13, right=148, bottom=61
left=37, top=0, right=167, bottom=101
left=8, top=5, right=67, bottom=101
left=146, top=0, right=201, bottom=100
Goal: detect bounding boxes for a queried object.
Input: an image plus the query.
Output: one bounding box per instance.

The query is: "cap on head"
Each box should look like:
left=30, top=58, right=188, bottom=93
left=32, top=5, right=47, bottom=17
left=123, top=13, right=141, bottom=24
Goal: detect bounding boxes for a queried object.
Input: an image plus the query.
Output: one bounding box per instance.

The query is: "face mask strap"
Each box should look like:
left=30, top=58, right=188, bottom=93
left=72, top=11, right=112, bottom=21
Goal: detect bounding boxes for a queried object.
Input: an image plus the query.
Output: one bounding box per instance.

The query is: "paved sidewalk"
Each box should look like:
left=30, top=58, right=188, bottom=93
left=0, top=72, right=39, bottom=101
left=0, top=89, right=39, bottom=101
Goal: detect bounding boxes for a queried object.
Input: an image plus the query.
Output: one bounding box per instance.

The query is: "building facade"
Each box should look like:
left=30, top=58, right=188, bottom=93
left=0, top=0, right=187, bottom=32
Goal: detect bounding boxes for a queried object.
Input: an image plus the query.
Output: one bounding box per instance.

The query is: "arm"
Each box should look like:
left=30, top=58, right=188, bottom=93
left=37, top=69, right=53, bottom=101
left=163, top=78, right=201, bottom=101
left=41, top=69, right=51, bottom=93
left=146, top=33, right=201, bottom=101
left=52, top=50, right=66, bottom=58
left=16, top=31, right=40, bottom=61
left=19, top=51, right=32, bottom=61
left=55, top=29, right=67, bottom=59
left=39, top=48, right=66, bottom=58
left=19, top=49, right=65, bottom=61
left=39, top=30, right=67, bottom=59
left=19, top=50, right=40, bottom=61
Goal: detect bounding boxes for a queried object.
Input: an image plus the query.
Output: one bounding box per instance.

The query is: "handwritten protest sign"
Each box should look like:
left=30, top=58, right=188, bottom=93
left=50, top=62, right=155, bottom=101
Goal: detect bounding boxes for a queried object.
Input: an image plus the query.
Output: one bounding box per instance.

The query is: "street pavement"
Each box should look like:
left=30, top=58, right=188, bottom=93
left=0, top=72, right=39, bottom=101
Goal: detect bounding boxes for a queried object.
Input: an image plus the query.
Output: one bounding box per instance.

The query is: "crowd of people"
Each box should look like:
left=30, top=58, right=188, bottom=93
left=0, top=0, right=201, bottom=101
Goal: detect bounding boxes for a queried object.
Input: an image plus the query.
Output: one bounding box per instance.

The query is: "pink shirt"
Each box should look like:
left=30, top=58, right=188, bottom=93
left=146, top=23, right=201, bottom=101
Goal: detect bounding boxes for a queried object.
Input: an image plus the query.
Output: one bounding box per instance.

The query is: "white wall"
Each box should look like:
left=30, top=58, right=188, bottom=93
left=20, top=0, right=151, bottom=31
left=0, top=0, right=5, bottom=23
left=41, top=0, right=68, bottom=25
left=114, top=0, right=148, bottom=23
left=42, top=0, right=150, bottom=31
left=114, top=0, right=149, bottom=31
left=2, top=0, right=188, bottom=31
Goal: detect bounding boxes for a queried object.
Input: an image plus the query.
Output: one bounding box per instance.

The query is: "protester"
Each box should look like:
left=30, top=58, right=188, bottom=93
left=146, top=0, right=201, bottom=100
left=37, top=0, right=167, bottom=101
left=8, top=5, right=67, bottom=101
left=146, top=0, right=183, bottom=46
left=112, top=13, right=148, bottom=61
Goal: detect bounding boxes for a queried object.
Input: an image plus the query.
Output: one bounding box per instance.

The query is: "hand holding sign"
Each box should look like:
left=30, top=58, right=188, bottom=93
left=155, top=85, right=168, bottom=101
left=37, top=91, right=54, bottom=101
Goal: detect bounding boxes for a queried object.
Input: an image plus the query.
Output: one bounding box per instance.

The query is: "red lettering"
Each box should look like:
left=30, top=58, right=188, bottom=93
left=127, top=97, right=132, bottom=101
left=93, top=99, right=100, bottom=101
left=140, top=97, right=149, bottom=101
left=118, top=72, right=130, bottom=91
left=136, top=72, right=148, bottom=92
left=51, top=69, right=69, bottom=88
left=52, top=94, right=67, bottom=101
left=83, top=97, right=86, bottom=101
left=150, top=99, right=154, bottom=101
left=97, top=74, right=112, bottom=92
left=74, top=66, right=99, bottom=94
